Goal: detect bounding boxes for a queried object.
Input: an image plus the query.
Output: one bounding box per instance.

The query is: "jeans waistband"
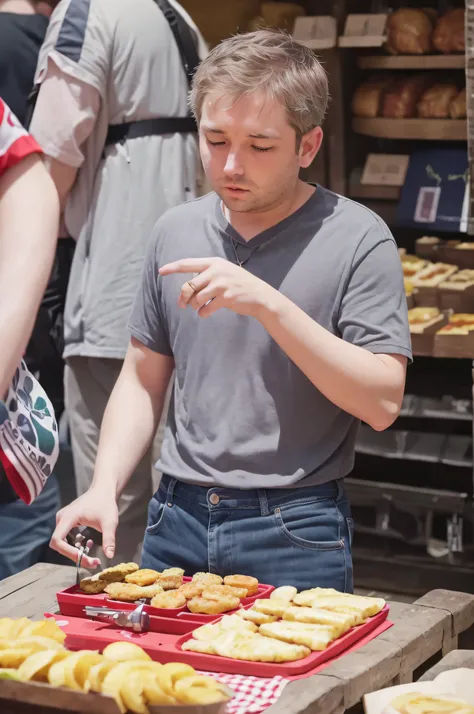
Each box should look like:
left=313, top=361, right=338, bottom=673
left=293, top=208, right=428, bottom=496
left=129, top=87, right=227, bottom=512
left=157, top=475, right=345, bottom=516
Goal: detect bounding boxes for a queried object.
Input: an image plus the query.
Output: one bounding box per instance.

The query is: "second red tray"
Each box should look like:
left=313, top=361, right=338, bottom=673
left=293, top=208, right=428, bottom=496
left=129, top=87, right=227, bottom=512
left=46, top=604, right=389, bottom=678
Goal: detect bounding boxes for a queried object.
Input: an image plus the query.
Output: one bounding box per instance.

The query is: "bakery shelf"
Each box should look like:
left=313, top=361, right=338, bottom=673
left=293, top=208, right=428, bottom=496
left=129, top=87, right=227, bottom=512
left=357, top=54, right=465, bottom=71
left=400, top=394, right=473, bottom=421
left=353, top=118, right=467, bottom=140
left=349, top=181, right=401, bottom=201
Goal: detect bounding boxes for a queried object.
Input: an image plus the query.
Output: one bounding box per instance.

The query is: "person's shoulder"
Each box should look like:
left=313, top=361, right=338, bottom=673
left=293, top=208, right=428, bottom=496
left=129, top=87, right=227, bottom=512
left=155, top=193, right=217, bottom=232
left=316, top=185, right=395, bottom=247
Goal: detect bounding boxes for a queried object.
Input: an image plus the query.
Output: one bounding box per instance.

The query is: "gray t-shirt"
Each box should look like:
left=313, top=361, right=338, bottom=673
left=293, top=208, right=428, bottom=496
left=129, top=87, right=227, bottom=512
left=129, top=187, right=412, bottom=489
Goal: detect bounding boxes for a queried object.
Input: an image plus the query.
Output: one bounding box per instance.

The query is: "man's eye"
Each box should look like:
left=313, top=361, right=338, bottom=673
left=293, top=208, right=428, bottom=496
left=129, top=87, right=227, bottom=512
left=207, top=140, right=226, bottom=146
left=252, top=146, right=272, bottom=153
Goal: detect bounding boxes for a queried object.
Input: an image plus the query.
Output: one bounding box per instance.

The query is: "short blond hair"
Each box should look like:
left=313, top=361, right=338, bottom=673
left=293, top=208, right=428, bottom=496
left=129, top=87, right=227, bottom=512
left=189, top=30, right=329, bottom=140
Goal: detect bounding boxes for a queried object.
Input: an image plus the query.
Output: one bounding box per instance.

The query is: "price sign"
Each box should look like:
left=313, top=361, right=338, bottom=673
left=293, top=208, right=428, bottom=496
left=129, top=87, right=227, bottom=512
left=339, top=13, right=388, bottom=48
left=292, top=16, right=337, bottom=50
left=361, top=154, right=410, bottom=187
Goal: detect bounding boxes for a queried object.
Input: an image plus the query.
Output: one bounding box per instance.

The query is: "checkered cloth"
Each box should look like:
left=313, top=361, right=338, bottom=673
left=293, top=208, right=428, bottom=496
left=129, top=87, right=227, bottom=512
left=199, top=672, right=287, bottom=714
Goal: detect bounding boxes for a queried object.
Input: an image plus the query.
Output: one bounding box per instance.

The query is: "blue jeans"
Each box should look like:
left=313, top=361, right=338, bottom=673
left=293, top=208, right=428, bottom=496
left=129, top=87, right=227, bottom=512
left=0, top=474, right=60, bottom=581
left=141, top=475, right=353, bottom=592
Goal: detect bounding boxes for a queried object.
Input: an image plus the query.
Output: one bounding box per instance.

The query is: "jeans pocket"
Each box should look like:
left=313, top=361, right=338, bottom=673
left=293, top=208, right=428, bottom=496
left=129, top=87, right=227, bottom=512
left=145, top=495, right=168, bottom=535
left=274, top=499, right=345, bottom=552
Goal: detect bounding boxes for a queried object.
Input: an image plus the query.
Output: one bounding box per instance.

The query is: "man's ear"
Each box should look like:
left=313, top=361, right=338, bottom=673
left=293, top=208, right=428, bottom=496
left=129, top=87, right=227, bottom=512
left=299, top=126, right=323, bottom=168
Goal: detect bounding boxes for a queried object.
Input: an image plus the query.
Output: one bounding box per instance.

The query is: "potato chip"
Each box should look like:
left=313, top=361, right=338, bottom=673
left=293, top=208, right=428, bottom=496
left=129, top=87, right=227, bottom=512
left=0, top=619, right=13, bottom=639
left=121, top=669, right=150, bottom=714
left=0, top=668, right=20, bottom=680
left=8, top=618, right=31, bottom=639
left=85, top=660, right=117, bottom=693
left=101, top=661, right=162, bottom=714
left=156, top=662, right=196, bottom=696
left=48, top=658, right=68, bottom=688
left=19, top=619, right=66, bottom=644
left=2, top=636, right=64, bottom=653
left=18, top=649, right=68, bottom=682
left=0, top=649, right=33, bottom=668
left=174, top=675, right=229, bottom=705
left=63, top=651, right=103, bottom=690
left=102, top=641, right=151, bottom=662
left=141, top=670, right=176, bottom=706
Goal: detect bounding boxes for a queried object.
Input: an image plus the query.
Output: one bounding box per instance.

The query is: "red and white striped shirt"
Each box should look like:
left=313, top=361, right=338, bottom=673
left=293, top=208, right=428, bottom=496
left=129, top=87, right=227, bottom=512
left=0, top=98, right=42, bottom=176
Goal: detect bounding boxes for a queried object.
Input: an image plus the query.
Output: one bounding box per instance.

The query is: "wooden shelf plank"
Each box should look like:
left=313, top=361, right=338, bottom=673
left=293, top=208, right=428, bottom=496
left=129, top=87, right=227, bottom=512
left=357, top=54, right=465, bottom=70
left=353, top=117, right=467, bottom=141
left=349, top=181, right=401, bottom=201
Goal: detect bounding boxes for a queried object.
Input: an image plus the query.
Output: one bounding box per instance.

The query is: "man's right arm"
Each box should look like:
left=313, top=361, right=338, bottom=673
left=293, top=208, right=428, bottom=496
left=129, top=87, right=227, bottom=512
left=50, top=338, right=174, bottom=565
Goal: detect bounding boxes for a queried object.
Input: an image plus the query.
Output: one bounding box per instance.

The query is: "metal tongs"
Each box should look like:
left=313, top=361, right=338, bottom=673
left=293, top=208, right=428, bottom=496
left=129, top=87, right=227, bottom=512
left=84, top=601, right=150, bottom=632
left=75, top=533, right=94, bottom=586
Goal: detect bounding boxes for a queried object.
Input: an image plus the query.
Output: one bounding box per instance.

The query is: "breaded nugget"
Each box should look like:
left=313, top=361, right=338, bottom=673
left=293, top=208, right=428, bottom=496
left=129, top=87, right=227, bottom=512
left=192, top=572, right=223, bottom=586
left=150, top=590, right=187, bottom=609
left=260, top=621, right=335, bottom=651
left=202, top=585, right=248, bottom=601
left=253, top=599, right=291, bottom=618
left=156, top=568, right=184, bottom=590
left=270, top=586, right=297, bottom=603
left=104, top=583, right=145, bottom=602
left=187, top=595, right=240, bottom=615
left=224, top=575, right=259, bottom=597
left=99, top=562, right=139, bottom=583
left=125, top=569, right=160, bottom=586
left=80, top=575, right=106, bottom=594
left=236, top=608, right=278, bottom=625
left=178, top=582, right=205, bottom=600
left=138, top=584, right=164, bottom=599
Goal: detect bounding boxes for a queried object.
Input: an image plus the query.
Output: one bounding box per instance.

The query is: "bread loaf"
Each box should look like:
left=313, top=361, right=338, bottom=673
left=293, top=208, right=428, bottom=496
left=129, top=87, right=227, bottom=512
left=352, top=78, right=388, bottom=118
left=417, top=84, right=459, bottom=118
left=386, top=9, right=434, bottom=55
left=433, top=8, right=465, bottom=54
left=382, top=75, right=428, bottom=119
left=449, top=87, right=466, bottom=119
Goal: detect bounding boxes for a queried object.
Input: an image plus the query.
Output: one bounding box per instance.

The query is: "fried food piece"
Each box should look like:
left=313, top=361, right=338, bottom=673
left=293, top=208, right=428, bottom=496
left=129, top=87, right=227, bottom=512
left=137, top=584, right=163, bottom=599
left=293, top=588, right=339, bottom=607
left=19, top=620, right=66, bottom=644
left=102, top=642, right=151, bottom=662
left=311, top=594, right=385, bottom=619
left=192, top=572, right=223, bottom=586
left=390, top=692, right=474, bottom=714
left=224, top=575, right=259, bottom=596
left=236, top=608, right=278, bottom=625
left=178, top=582, right=205, bottom=600
left=150, top=590, right=187, bottom=609
left=155, top=568, right=184, bottom=590
left=0, top=649, right=36, bottom=668
left=283, top=606, right=359, bottom=634
left=18, top=650, right=69, bottom=683
left=270, top=586, right=297, bottom=603
left=213, top=630, right=310, bottom=663
left=202, top=584, right=248, bottom=601
left=187, top=595, right=240, bottom=615
left=0, top=637, right=64, bottom=654
left=125, top=569, right=160, bottom=587
left=193, top=614, right=257, bottom=641
left=174, top=675, right=230, bottom=705
left=253, top=599, right=291, bottom=618
left=80, top=575, right=107, bottom=594
left=105, top=583, right=153, bottom=602
left=99, top=562, right=139, bottom=583
left=181, top=639, right=216, bottom=655
left=260, top=621, right=335, bottom=651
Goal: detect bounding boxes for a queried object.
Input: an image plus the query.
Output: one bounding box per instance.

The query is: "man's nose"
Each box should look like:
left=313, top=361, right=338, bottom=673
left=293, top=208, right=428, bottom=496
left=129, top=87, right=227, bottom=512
left=223, top=150, right=244, bottom=176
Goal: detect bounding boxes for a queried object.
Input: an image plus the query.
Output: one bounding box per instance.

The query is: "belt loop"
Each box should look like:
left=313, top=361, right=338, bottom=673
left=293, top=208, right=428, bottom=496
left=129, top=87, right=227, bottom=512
left=336, top=479, right=344, bottom=501
left=166, top=478, right=177, bottom=506
left=258, top=489, right=269, bottom=516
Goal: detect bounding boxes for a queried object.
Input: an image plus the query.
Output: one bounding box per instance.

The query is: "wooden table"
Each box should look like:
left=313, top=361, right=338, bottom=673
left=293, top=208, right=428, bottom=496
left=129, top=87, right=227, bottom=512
left=418, top=649, right=474, bottom=681
left=1, top=564, right=473, bottom=714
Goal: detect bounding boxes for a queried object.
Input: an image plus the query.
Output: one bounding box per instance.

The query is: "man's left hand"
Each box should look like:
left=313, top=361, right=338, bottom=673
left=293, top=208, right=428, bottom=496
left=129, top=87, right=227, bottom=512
left=159, top=257, right=275, bottom=319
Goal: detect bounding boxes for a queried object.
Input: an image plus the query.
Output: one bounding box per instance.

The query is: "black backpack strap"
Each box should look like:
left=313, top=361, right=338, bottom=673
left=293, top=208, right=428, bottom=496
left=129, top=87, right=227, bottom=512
left=24, top=84, right=40, bottom=130
left=105, top=116, right=196, bottom=146
left=153, top=0, right=200, bottom=86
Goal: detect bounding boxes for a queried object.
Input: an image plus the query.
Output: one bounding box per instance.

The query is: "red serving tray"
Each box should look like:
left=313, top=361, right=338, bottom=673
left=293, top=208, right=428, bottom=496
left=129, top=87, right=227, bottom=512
left=57, top=582, right=274, bottom=625
left=46, top=604, right=389, bottom=678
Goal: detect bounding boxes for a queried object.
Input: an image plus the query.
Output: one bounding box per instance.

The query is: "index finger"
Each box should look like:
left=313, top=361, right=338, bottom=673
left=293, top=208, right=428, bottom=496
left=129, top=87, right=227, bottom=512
left=159, top=259, right=212, bottom=276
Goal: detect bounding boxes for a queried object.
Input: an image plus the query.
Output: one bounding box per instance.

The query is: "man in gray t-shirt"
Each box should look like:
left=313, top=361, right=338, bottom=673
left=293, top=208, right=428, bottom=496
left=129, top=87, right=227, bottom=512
left=50, top=30, right=411, bottom=591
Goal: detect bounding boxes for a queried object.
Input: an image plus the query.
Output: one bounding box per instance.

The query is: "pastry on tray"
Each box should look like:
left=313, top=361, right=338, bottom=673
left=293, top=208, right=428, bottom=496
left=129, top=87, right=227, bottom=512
left=178, top=582, right=205, bottom=600
left=401, top=255, right=429, bottom=278
left=104, top=582, right=163, bottom=602
left=125, top=569, right=160, bottom=587
left=253, top=599, right=292, bottom=618
left=413, top=263, right=458, bottom=288
left=187, top=594, right=240, bottom=615
left=437, top=313, right=474, bottom=335
left=183, top=629, right=311, bottom=663
left=388, top=692, right=474, bottom=714
left=155, top=567, right=184, bottom=590
left=201, top=584, right=248, bottom=600
left=408, top=307, right=441, bottom=331
left=259, top=621, right=335, bottom=651
left=439, top=269, right=474, bottom=288
left=192, top=614, right=257, bottom=641
left=270, top=586, right=298, bottom=603
left=192, top=572, right=223, bottom=586
left=223, top=575, right=259, bottom=596
left=98, top=562, right=139, bottom=583
left=79, top=575, right=107, bottom=594
left=283, top=606, right=359, bottom=633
